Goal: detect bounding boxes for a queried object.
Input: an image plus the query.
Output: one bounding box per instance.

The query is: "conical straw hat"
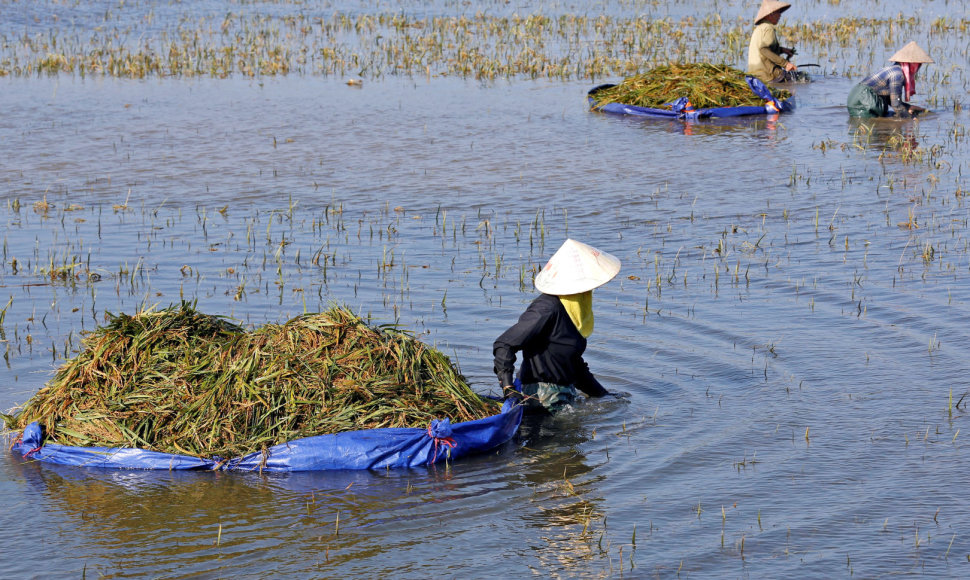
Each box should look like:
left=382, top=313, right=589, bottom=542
left=889, top=41, right=934, bottom=64
left=534, top=239, right=621, bottom=295
left=755, top=0, right=791, bottom=24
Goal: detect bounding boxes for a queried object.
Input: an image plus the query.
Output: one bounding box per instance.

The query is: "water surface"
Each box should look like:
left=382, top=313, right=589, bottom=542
left=2, top=1, right=970, bottom=578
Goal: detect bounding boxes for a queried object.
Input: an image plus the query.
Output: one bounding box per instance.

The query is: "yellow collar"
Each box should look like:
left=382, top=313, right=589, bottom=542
left=559, top=291, right=594, bottom=338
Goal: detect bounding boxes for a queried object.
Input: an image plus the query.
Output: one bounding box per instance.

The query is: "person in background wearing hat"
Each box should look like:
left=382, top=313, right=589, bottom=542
left=493, top=239, right=621, bottom=414
left=847, top=41, right=934, bottom=118
left=747, top=0, right=797, bottom=83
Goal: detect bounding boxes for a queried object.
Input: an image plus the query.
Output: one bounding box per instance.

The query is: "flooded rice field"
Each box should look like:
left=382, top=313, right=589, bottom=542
left=2, top=0, right=970, bottom=577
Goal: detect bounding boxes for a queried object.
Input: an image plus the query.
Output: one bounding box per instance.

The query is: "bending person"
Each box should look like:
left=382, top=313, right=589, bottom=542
left=847, top=41, right=933, bottom=118
left=493, top=239, right=621, bottom=414
left=747, top=0, right=797, bottom=83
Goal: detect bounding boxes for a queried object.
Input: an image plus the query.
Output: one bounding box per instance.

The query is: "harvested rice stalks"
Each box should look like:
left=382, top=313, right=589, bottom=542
left=591, top=63, right=791, bottom=110
left=3, top=303, right=498, bottom=458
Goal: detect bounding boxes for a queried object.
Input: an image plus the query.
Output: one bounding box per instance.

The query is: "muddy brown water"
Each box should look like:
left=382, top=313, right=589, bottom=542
left=2, top=1, right=970, bottom=577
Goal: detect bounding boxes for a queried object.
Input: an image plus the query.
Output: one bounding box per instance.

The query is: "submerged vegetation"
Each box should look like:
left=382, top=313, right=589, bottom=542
left=2, top=1, right=970, bottom=575
left=0, top=7, right=962, bottom=94
left=3, top=303, right=498, bottom=458
left=589, top=64, right=791, bottom=109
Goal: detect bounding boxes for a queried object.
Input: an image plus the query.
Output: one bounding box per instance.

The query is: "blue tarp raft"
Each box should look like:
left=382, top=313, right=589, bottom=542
left=588, top=76, right=793, bottom=120
left=9, top=400, right=523, bottom=471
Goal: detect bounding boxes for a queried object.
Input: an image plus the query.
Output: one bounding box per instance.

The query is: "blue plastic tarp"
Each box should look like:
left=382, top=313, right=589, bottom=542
left=8, top=400, right=523, bottom=471
left=588, top=76, right=794, bottom=119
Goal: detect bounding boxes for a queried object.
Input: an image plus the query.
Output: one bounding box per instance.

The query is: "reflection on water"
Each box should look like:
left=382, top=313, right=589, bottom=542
left=9, top=451, right=526, bottom=577
left=601, top=113, right=787, bottom=139
left=848, top=116, right=918, bottom=147
left=3, top=378, right=630, bottom=577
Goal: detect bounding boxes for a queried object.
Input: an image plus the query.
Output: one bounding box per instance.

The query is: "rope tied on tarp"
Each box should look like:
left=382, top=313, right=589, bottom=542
left=666, top=97, right=691, bottom=114
left=18, top=422, right=44, bottom=458
left=427, top=419, right=456, bottom=464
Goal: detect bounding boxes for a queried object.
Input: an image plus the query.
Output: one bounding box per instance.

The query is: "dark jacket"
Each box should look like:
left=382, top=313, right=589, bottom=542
left=493, top=293, right=608, bottom=397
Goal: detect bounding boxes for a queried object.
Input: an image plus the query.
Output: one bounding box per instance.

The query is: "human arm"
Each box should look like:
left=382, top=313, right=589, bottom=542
left=896, top=103, right=918, bottom=117
left=493, top=301, right=552, bottom=391
left=886, top=69, right=911, bottom=116
left=896, top=96, right=925, bottom=117
left=573, top=356, right=609, bottom=398
left=759, top=46, right=795, bottom=71
left=753, top=25, right=793, bottom=71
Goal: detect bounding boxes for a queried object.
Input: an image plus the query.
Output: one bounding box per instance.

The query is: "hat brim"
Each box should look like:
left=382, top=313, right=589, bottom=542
left=889, top=41, right=934, bottom=64
left=533, top=239, right=621, bottom=295
left=755, top=2, right=791, bottom=24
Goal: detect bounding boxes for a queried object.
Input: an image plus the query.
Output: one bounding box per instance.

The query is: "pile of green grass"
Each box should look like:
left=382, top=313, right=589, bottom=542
left=591, top=63, right=791, bottom=109
left=3, top=303, right=497, bottom=458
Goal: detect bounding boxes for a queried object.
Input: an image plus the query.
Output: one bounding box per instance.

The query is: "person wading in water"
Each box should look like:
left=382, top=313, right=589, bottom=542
left=747, top=0, right=798, bottom=83
left=847, top=41, right=934, bottom=118
left=493, top=239, right=621, bottom=414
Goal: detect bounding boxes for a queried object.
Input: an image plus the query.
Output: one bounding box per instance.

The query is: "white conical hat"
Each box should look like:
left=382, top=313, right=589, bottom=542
left=890, top=41, right=934, bottom=64
left=534, top=239, right=621, bottom=295
left=755, top=0, right=791, bottom=24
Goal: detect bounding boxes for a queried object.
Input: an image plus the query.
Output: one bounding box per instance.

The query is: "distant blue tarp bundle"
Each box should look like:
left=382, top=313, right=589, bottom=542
left=588, top=76, right=793, bottom=119
left=9, top=400, right=522, bottom=471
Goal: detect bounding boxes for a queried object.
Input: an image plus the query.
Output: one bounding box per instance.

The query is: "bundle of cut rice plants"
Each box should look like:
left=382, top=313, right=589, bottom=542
left=591, top=63, right=791, bottom=110
left=3, top=303, right=498, bottom=458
